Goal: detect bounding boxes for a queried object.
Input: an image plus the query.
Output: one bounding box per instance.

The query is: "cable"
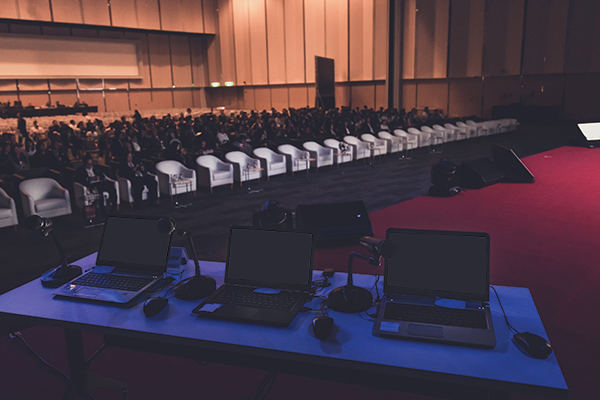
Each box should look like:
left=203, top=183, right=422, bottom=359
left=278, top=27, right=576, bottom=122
left=10, top=331, right=71, bottom=382
left=490, top=285, right=519, bottom=335
left=253, top=371, right=277, bottom=400
left=371, top=274, right=381, bottom=303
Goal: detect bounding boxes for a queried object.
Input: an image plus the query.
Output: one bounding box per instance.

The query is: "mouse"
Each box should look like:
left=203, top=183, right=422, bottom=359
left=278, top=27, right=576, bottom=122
left=143, top=297, right=169, bottom=317
left=312, top=316, right=334, bottom=340
left=513, top=332, right=552, bottom=359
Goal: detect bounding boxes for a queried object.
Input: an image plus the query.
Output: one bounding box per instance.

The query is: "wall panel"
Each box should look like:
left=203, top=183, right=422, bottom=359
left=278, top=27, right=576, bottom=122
left=563, top=74, right=600, bottom=120
left=191, top=88, right=206, bottom=109
left=402, top=0, right=416, bottom=79
left=402, top=82, right=417, bottom=110
left=482, top=76, right=521, bottom=118
left=243, top=87, right=256, bottom=111
left=416, top=81, right=448, bottom=112
left=375, top=82, right=386, bottom=109
left=147, top=33, right=173, bottom=88
left=233, top=0, right=252, bottom=85
left=50, top=91, right=78, bottom=107
left=105, top=91, right=131, bottom=112
left=255, top=87, right=271, bottom=111
left=150, top=89, right=174, bottom=109
left=307, top=86, right=316, bottom=107
left=81, top=0, right=111, bottom=26
left=203, top=0, right=218, bottom=34
left=41, top=25, right=71, bottom=36
left=217, top=0, right=237, bottom=83
left=351, top=84, right=375, bottom=108
left=51, top=0, right=84, bottom=24
left=284, top=0, right=306, bottom=84
left=0, top=80, right=17, bottom=91
left=173, top=89, right=193, bottom=108
left=110, top=0, right=139, bottom=29
left=170, top=35, right=193, bottom=88
left=18, top=79, right=48, bottom=91
left=19, top=92, right=50, bottom=108
left=448, top=78, right=483, bottom=117
left=8, top=23, right=42, bottom=35
left=17, top=0, right=52, bottom=21
left=325, top=0, right=348, bottom=82
left=483, top=0, right=524, bottom=76
left=288, top=86, right=308, bottom=108
left=78, top=91, right=105, bottom=111
left=136, top=0, right=161, bottom=30
left=49, top=80, right=77, bottom=90
left=349, top=0, right=374, bottom=81
left=71, top=28, right=99, bottom=38
left=266, top=0, right=286, bottom=84
left=0, top=0, right=20, bottom=19
left=521, top=75, right=565, bottom=107
left=335, top=84, right=350, bottom=108
left=248, top=0, right=269, bottom=85
left=565, top=1, right=600, bottom=73
left=304, top=0, right=326, bottom=83
left=78, top=79, right=103, bottom=89
left=0, top=91, right=18, bottom=104
left=373, top=0, right=389, bottom=80
left=271, top=87, right=288, bottom=110
left=414, top=0, right=448, bottom=79
left=190, top=36, right=208, bottom=88
left=125, top=32, right=152, bottom=89
left=129, top=90, right=152, bottom=110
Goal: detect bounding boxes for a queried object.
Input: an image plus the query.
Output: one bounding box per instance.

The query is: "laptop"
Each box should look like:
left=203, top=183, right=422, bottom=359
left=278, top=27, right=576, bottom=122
left=577, top=122, right=600, bottom=147
left=373, top=228, right=496, bottom=349
left=52, top=215, right=172, bottom=303
left=193, top=226, right=314, bottom=327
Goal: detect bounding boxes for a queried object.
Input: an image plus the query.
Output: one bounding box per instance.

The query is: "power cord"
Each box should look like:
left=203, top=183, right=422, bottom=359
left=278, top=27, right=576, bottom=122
left=490, top=285, right=519, bottom=335
left=249, top=371, right=277, bottom=400
left=9, top=331, right=71, bottom=383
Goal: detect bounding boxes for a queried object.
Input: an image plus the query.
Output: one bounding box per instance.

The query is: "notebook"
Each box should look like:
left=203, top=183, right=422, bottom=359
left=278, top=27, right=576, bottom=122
left=193, top=226, right=314, bottom=327
left=52, top=215, right=172, bottom=303
left=373, top=228, right=496, bottom=349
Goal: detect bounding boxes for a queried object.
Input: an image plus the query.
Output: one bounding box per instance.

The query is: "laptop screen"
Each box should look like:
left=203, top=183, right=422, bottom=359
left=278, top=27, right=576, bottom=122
left=96, top=215, right=172, bottom=274
left=226, top=227, right=314, bottom=289
left=577, top=122, right=600, bottom=141
left=384, top=228, right=489, bottom=301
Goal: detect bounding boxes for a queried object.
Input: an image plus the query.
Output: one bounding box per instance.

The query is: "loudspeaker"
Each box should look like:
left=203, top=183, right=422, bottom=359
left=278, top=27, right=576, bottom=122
left=458, top=158, right=505, bottom=189
left=492, top=144, right=534, bottom=183
left=295, top=200, right=373, bottom=246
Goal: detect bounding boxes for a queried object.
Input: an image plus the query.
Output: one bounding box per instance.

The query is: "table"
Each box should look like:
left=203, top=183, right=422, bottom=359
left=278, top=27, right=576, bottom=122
left=0, top=254, right=568, bottom=399
left=169, top=176, right=194, bottom=208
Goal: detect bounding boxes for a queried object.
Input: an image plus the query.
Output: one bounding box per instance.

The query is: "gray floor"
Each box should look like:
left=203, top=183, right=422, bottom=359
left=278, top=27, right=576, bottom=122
left=0, top=123, right=577, bottom=294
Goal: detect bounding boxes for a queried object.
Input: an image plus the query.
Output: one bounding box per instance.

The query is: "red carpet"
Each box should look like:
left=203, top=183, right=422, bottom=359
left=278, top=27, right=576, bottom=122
left=2, top=146, right=598, bottom=399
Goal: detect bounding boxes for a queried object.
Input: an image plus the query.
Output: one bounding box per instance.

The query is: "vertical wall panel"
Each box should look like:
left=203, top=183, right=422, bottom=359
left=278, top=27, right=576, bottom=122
left=233, top=0, right=252, bottom=85
left=522, top=0, right=569, bottom=75
left=255, top=87, right=271, bottom=111
left=402, top=82, right=417, bottom=110
left=81, top=0, right=111, bottom=26
left=349, top=0, right=374, bottom=81
left=71, top=27, right=99, bottom=37
left=18, top=79, right=48, bottom=91
left=151, top=89, right=174, bottom=109
left=98, top=28, right=130, bottom=90
left=218, top=0, right=237, bottom=83
left=289, top=86, right=308, bottom=108
left=19, top=92, right=50, bottom=107
left=191, top=88, right=206, bottom=109
left=304, top=0, right=326, bottom=83
left=563, top=74, right=600, bottom=120
left=483, top=0, right=525, bottom=76
left=205, top=37, right=221, bottom=84
left=403, top=0, right=417, bottom=79
left=375, top=82, right=386, bottom=109
left=373, top=0, right=389, bottom=81
left=482, top=76, right=521, bottom=118
left=0, top=81, right=17, bottom=91
left=78, top=79, right=103, bottom=89
left=307, top=86, right=316, bottom=107
left=266, top=0, right=287, bottom=84
left=125, top=31, right=152, bottom=89
left=414, top=0, right=448, bottom=79
left=449, top=0, right=484, bottom=77
left=448, top=78, right=483, bottom=117
left=351, top=84, right=375, bottom=108
left=271, top=87, right=288, bottom=110
left=203, top=0, right=218, bottom=34
left=78, top=91, right=105, bottom=111
left=136, top=0, right=161, bottom=30
left=416, top=81, right=448, bottom=112
left=160, top=0, right=185, bottom=32
left=173, top=89, right=193, bottom=108
left=8, top=23, right=42, bottom=34
left=41, top=26, right=70, bottom=36
left=284, top=0, right=305, bottom=83
left=49, top=80, right=77, bottom=91
left=248, top=0, right=269, bottom=85
left=521, top=75, right=565, bottom=107
left=191, top=36, right=209, bottom=88
left=0, top=0, right=20, bottom=19
left=17, top=0, right=52, bottom=21
left=105, top=91, right=131, bottom=112
left=335, top=84, right=350, bottom=107
left=170, top=35, right=193, bottom=88
left=51, top=0, right=84, bottom=24
left=148, top=33, right=174, bottom=88
left=129, top=90, right=152, bottom=110
left=110, top=0, right=139, bottom=29
left=432, top=1, right=449, bottom=78
left=50, top=91, right=78, bottom=107
left=182, top=0, right=205, bottom=33
left=243, top=87, right=256, bottom=110
left=325, top=0, right=348, bottom=82
left=565, top=1, right=600, bottom=73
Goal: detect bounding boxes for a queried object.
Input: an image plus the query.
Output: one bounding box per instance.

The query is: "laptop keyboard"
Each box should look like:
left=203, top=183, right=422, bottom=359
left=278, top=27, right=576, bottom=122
left=71, top=272, right=154, bottom=292
left=213, top=286, right=299, bottom=311
left=383, top=302, right=488, bottom=329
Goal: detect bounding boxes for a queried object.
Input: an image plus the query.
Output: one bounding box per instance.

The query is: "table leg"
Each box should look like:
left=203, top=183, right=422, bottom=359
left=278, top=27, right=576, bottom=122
left=63, top=328, right=88, bottom=398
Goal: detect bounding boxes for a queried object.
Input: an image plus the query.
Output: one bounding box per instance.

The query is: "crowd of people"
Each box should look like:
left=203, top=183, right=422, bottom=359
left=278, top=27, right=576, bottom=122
left=0, top=105, right=451, bottom=200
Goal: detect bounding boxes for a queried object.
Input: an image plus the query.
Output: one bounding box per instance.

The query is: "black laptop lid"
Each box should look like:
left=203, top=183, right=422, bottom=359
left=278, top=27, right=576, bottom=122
left=225, top=226, right=314, bottom=290
left=96, top=215, right=172, bottom=275
left=384, top=228, right=490, bottom=302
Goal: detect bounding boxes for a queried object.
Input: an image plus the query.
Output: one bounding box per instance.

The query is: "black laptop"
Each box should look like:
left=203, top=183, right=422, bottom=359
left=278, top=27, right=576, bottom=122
left=373, top=228, right=496, bottom=349
left=193, top=226, right=314, bottom=327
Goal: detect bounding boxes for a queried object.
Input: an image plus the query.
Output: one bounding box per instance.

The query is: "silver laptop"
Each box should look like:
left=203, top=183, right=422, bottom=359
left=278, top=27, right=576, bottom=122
left=53, top=215, right=172, bottom=303
left=373, top=228, right=496, bottom=349
left=577, top=122, right=600, bottom=141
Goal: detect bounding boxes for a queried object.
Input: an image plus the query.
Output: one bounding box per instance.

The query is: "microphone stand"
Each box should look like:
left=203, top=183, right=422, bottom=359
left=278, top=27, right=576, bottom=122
left=40, top=229, right=82, bottom=287
left=327, top=251, right=377, bottom=313
left=172, top=228, right=216, bottom=300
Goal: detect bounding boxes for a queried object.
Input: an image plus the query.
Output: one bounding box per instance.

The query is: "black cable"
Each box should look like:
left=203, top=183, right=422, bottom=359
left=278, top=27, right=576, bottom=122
left=253, top=371, right=277, bottom=400
left=10, top=331, right=71, bottom=382
left=490, top=285, right=519, bottom=335
left=85, top=343, right=107, bottom=368
left=371, top=274, right=381, bottom=303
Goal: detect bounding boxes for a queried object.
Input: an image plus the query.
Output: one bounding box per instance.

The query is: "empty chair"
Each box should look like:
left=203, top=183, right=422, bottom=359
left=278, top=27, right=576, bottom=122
left=343, top=136, right=371, bottom=160
left=444, top=123, right=468, bottom=140
left=432, top=124, right=456, bottom=142
left=155, top=160, right=197, bottom=196
left=196, top=155, right=234, bottom=193
left=407, top=127, right=432, bottom=148
left=253, top=147, right=287, bottom=180
left=420, top=126, right=445, bottom=149
left=323, top=138, right=353, bottom=164
left=0, top=187, right=18, bottom=230
left=302, top=141, right=334, bottom=170
left=361, top=134, right=388, bottom=157
left=466, top=120, right=488, bottom=136
left=277, top=144, right=311, bottom=174
left=393, top=129, right=419, bottom=152
left=456, top=121, right=477, bottom=138
left=225, top=151, right=263, bottom=185
left=377, top=131, right=404, bottom=154
left=19, top=177, right=72, bottom=219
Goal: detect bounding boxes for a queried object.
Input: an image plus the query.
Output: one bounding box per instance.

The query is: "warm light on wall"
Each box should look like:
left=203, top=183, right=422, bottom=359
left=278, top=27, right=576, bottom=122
left=211, top=82, right=221, bottom=87
left=224, top=81, right=234, bottom=87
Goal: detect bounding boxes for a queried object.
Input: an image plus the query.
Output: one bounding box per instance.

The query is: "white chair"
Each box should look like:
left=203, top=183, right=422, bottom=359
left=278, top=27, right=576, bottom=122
left=420, top=126, right=445, bottom=150
left=116, top=171, right=160, bottom=206
left=360, top=134, right=388, bottom=157
left=73, top=178, right=120, bottom=212
left=196, top=155, right=234, bottom=193
left=19, top=177, right=72, bottom=219
left=155, top=160, right=197, bottom=196
left=393, top=129, right=419, bottom=152
left=407, top=127, right=432, bottom=148
left=277, top=144, right=311, bottom=174
left=466, top=120, right=488, bottom=136
left=343, top=136, right=371, bottom=160
left=302, top=141, right=334, bottom=170
left=457, top=121, right=477, bottom=138
left=225, top=151, right=263, bottom=185
left=432, top=124, right=456, bottom=142
left=444, top=123, right=468, bottom=140
left=0, top=187, right=18, bottom=230
left=323, top=138, right=353, bottom=164
left=377, top=131, right=404, bottom=154
left=253, top=147, right=287, bottom=180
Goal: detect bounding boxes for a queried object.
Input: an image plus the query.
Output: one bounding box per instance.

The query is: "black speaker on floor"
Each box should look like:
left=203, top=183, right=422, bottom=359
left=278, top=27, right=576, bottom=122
left=295, top=200, right=373, bottom=246
left=458, top=158, right=505, bottom=189
left=492, top=144, right=535, bottom=183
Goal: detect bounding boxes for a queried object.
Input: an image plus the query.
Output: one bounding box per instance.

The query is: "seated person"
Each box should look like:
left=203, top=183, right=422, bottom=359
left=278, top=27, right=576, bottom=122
left=118, top=152, right=157, bottom=208
left=74, top=154, right=117, bottom=211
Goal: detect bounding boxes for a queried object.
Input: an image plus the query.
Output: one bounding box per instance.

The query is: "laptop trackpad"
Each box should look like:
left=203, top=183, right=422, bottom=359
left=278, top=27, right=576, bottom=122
left=408, top=324, right=443, bottom=338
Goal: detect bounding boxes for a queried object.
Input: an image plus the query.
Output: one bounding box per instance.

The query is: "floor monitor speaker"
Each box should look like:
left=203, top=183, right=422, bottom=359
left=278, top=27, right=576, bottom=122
left=295, top=201, right=373, bottom=246
left=458, top=158, right=505, bottom=189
